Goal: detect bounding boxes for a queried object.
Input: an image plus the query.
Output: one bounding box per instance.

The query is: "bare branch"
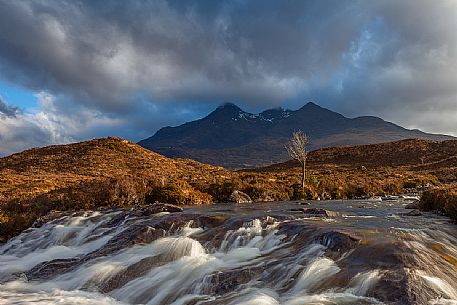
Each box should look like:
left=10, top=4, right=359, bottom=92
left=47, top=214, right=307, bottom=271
left=285, top=130, right=309, bottom=163
left=285, top=130, right=309, bottom=190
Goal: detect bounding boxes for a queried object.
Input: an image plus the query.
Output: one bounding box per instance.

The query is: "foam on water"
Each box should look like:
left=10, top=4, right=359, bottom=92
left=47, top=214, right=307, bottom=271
left=0, top=287, right=123, bottom=305
left=228, top=289, right=280, bottom=305
left=345, top=270, right=382, bottom=296
left=291, top=257, right=340, bottom=293
left=417, top=271, right=457, bottom=300
left=1, top=204, right=457, bottom=305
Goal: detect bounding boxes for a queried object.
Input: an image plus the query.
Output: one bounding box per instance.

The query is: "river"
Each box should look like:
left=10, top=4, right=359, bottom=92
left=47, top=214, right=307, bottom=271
left=0, top=200, right=456, bottom=305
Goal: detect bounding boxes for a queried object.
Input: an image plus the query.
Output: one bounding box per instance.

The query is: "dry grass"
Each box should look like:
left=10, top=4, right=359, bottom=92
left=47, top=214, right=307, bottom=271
left=1, top=137, right=456, bottom=241
left=420, top=185, right=457, bottom=221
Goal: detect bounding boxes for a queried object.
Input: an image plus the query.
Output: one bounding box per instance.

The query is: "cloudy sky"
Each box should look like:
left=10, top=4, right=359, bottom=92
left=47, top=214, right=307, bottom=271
left=0, top=0, right=457, bottom=155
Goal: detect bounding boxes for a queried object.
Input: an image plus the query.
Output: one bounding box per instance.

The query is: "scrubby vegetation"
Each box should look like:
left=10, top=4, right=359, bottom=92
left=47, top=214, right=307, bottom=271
left=0, top=137, right=223, bottom=241
left=419, top=185, right=457, bottom=221
left=1, top=137, right=457, bottom=241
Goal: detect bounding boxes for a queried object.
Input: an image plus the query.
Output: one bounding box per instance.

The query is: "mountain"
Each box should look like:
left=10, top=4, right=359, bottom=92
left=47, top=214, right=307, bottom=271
left=139, top=102, right=455, bottom=168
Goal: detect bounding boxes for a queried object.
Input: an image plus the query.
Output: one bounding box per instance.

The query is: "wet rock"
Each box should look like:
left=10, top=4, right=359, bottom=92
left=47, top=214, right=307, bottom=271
left=404, top=200, right=419, bottom=209
left=296, top=200, right=311, bottom=205
left=6, top=272, right=28, bottom=283
left=229, top=190, right=252, bottom=203
left=131, top=203, right=183, bottom=216
left=95, top=216, right=192, bottom=257
left=26, top=258, right=81, bottom=280
left=32, top=210, right=68, bottom=228
left=199, top=215, right=227, bottom=228
left=205, top=267, right=260, bottom=295
left=193, top=226, right=228, bottom=250
left=334, top=240, right=419, bottom=304
left=277, top=221, right=315, bottom=238
left=132, top=227, right=166, bottom=244
left=316, top=231, right=360, bottom=253
left=97, top=255, right=166, bottom=293
left=302, top=208, right=341, bottom=218
left=25, top=214, right=194, bottom=281
left=257, top=195, right=274, bottom=202
left=403, top=209, right=422, bottom=216
left=321, top=192, right=332, bottom=200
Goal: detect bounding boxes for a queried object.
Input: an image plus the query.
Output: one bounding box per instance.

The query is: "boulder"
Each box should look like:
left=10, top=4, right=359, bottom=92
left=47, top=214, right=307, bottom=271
left=404, top=200, right=419, bottom=209
left=205, top=267, right=261, bottom=295
left=403, top=209, right=422, bottom=216
left=199, top=215, right=227, bottom=228
left=131, top=203, right=183, bottom=216
left=32, top=210, right=67, bottom=228
left=302, top=208, right=341, bottom=218
left=321, top=192, right=332, bottom=200
left=257, top=195, right=274, bottom=202
left=316, top=230, right=360, bottom=253
left=229, top=191, right=252, bottom=203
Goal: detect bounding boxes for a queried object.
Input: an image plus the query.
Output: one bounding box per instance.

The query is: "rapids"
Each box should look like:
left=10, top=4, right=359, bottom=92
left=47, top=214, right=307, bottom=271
left=0, top=200, right=456, bottom=305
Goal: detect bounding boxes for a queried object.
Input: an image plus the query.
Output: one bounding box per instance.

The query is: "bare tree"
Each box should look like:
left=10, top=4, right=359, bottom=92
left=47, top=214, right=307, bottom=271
left=285, top=131, right=309, bottom=189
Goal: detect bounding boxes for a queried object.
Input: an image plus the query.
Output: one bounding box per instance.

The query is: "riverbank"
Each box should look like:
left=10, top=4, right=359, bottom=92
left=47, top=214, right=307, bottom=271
left=1, top=137, right=457, bottom=242
left=419, top=185, right=457, bottom=222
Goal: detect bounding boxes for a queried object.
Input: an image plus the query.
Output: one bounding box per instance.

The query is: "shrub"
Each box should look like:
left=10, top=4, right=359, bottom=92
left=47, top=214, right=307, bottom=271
left=309, top=174, right=321, bottom=188
left=206, top=181, right=241, bottom=202
left=419, top=188, right=448, bottom=212
left=444, top=191, right=457, bottom=221
left=419, top=186, right=457, bottom=221
left=403, top=180, right=418, bottom=189
left=0, top=213, right=33, bottom=242
left=344, top=185, right=368, bottom=199
left=242, top=185, right=265, bottom=201
left=147, top=181, right=212, bottom=205
left=289, top=183, right=314, bottom=200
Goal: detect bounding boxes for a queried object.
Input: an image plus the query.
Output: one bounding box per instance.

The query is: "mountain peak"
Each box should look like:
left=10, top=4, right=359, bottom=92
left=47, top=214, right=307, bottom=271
left=139, top=101, right=454, bottom=168
left=217, top=102, right=241, bottom=109
left=299, top=101, right=322, bottom=110
left=215, top=103, right=244, bottom=113
left=207, top=102, right=245, bottom=120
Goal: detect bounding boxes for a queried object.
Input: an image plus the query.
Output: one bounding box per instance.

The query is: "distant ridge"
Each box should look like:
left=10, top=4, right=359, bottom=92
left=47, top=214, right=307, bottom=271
left=139, top=102, right=454, bottom=168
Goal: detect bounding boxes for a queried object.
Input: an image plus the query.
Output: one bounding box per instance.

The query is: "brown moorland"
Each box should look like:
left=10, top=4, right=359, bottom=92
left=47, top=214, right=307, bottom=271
left=420, top=185, right=457, bottom=221
left=1, top=137, right=457, bottom=241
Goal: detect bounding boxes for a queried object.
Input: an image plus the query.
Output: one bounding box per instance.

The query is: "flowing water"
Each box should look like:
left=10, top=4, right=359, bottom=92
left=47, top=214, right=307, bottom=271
left=0, top=200, right=456, bottom=305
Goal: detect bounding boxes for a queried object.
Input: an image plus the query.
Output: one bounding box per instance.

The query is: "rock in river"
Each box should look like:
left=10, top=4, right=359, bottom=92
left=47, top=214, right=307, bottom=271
left=404, top=200, right=419, bottom=209
left=403, top=209, right=422, bottom=216
left=229, top=190, right=252, bottom=203
left=302, top=208, right=341, bottom=218
left=316, top=230, right=360, bottom=253
left=130, top=203, right=183, bottom=216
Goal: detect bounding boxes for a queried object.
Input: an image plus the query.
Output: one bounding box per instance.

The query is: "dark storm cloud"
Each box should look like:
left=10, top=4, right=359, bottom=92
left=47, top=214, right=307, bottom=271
left=303, top=0, right=457, bottom=135
left=0, top=0, right=369, bottom=109
left=0, top=0, right=456, bottom=155
left=0, top=97, right=19, bottom=117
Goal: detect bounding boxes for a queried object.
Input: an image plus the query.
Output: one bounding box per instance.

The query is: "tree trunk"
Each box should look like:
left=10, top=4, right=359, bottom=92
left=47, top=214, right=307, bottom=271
left=301, top=161, right=306, bottom=189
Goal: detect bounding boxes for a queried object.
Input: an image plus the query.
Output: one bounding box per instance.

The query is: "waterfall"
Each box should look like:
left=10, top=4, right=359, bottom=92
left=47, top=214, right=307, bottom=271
left=1, top=201, right=457, bottom=305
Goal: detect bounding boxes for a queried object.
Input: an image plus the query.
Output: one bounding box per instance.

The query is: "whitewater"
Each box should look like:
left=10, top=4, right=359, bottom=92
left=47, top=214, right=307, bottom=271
left=0, top=200, right=456, bottom=305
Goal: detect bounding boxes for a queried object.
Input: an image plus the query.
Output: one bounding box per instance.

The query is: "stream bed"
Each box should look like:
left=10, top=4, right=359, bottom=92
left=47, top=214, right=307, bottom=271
left=0, top=200, right=456, bottom=305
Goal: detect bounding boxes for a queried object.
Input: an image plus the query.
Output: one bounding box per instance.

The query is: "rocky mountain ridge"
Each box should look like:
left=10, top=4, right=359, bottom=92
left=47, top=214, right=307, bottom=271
left=139, top=102, right=454, bottom=168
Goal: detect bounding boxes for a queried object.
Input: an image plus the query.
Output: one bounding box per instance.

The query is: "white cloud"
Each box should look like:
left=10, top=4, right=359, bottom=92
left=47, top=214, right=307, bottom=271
left=0, top=93, right=123, bottom=156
